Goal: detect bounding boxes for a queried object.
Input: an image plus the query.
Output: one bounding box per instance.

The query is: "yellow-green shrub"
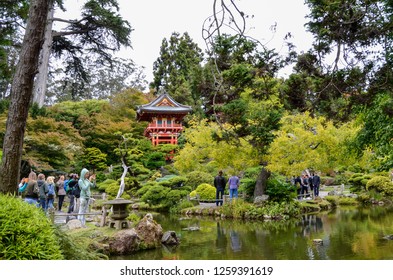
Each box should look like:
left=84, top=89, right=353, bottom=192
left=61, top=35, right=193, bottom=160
left=0, top=194, right=63, bottom=260
left=190, top=183, right=216, bottom=200
left=366, top=176, right=393, bottom=197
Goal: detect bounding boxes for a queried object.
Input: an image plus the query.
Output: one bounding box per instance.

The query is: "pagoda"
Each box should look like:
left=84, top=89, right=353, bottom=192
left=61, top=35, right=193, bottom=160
left=136, top=93, right=192, bottom=146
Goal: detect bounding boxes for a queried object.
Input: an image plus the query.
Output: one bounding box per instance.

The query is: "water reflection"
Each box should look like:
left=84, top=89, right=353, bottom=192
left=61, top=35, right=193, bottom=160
left=113, top=206, right=393, bottom=260
left=229, top=230, right=242, bottom=252
left=215, top=222, right=227, bottom=253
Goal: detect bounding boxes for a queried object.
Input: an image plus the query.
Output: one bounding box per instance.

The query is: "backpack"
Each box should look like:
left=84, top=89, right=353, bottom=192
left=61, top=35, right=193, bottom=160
left=47, top=184, right=55, bottom=198
left=33, top=182, right=39, bottom=195
left=73, top=183, right=81, bottom=198
left=64, top=179, right=69, bottom=193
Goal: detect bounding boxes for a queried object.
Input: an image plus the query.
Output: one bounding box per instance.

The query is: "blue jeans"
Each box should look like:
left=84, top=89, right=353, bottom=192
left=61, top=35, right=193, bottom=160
left=229, top=188, right=238, bottom=199
left=78, top=198, right=89, bottom=226
left=46, top=198, right=54, bottom=210
left=314, top=185, right=320, bottom=197
left=68, top=194, right=75, bottom=213
left=301, top=185, right=309, bottom=198
left=39, top=197, right=46, bottom=210
left=24, top=197, right=38, bottom=207
left=216, top=188, right=224, bottom=206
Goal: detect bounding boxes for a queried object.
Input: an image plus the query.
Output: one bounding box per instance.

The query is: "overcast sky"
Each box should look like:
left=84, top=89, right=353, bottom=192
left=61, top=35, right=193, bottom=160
left=64, top=0, right=314, bottom=84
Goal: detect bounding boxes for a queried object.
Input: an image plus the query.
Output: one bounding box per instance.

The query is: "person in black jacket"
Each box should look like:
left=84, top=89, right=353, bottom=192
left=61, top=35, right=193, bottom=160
left=301, top=174, right=310, bottom=199
left=67, top=174, right=79, bottom=214
left=214, top=170, right=227, bottom=206
left=312, top=173, right=321, bottom=197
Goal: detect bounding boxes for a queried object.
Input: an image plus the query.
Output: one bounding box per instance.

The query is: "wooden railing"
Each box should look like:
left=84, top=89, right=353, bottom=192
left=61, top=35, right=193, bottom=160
left=146, top=124, right=182, bottom=129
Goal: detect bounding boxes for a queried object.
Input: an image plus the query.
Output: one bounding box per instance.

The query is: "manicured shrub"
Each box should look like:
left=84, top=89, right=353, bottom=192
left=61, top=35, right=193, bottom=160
left=97, top=179, right=117, bottom=192
left=348, top=173, right=372, bottom=192
left=366, top=176, right=393, bottom=196
left=140, top=185, right=170, bottom=206
left=166, top=189, right=189, bottom=205
left=158, top=176, right=187, bottom=189
left=0, top=194, right=63, bottom=260
left=190, top=183, right=216, bottom=200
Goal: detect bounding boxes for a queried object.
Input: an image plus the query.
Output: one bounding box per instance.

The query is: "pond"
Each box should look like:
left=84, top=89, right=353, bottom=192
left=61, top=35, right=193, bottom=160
left=113, top=206, right=393, bottom=260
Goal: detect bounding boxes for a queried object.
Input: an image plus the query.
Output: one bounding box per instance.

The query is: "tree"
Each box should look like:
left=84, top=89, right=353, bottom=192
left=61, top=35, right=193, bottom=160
left=151, top=32, right=203, bottom=105
left=80, top=147, right=107, bottom=173
left=33, top=0, right=133, bottom=106
left=265, top=112, right=373, bottom=176
left=46, top=57, right=147, bottom=103
left=174, top=118, right=259, bottom=175
left=0, top=0, right=29, bottom=97
left=304, top=0, right=393, bottom=115
left=0, top=0, right=51, bottom=194
left=354, top=92, right=393, bottom=170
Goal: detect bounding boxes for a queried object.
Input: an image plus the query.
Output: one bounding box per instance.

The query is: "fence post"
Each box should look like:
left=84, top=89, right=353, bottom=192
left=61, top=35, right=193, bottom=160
left=100, top=206, right=107, bottom=227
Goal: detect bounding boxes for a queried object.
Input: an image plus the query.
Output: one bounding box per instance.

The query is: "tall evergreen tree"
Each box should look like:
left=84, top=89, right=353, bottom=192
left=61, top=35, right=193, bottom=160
left=0, top=0, right=51, bottom=194
left=151, top=32, right=203, bottom=106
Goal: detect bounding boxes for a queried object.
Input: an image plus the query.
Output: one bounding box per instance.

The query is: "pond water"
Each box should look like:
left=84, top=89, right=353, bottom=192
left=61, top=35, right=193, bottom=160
left=114, top=206, right=393, bottom=260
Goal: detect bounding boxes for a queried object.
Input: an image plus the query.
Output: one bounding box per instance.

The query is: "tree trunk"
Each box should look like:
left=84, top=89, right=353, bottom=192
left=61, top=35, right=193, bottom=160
left=253, top=167, right=271, bottom=197
left=0, top=0, right=51, bottom=194
left=116, top=156, right=128, bottom=199
left=33, top=1, right=54, bottom=107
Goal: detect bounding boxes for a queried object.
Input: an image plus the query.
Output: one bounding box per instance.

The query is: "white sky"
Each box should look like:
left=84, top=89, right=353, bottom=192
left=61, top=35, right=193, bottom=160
left=62, top=0, right=314, bottom=84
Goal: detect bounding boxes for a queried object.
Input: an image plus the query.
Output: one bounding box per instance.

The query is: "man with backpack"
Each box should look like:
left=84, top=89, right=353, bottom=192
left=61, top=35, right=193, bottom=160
left=67, top=174, right=79, bottom=214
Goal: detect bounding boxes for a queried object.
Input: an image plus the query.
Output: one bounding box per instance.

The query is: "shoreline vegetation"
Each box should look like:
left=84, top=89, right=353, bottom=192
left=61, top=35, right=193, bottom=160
left=3, top=181, right=393, bottom=260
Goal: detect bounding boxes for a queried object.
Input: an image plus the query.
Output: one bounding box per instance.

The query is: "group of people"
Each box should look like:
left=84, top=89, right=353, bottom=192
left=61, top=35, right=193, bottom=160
left=213, top=171, right=240, bottom=206
left=292, top=173, right=321, bottom=199
left=18, top=168, right=96, bottom=226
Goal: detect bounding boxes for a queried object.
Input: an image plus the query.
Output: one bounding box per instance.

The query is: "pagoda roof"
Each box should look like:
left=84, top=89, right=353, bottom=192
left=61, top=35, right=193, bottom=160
left=136, top=93, right=192, bottom=121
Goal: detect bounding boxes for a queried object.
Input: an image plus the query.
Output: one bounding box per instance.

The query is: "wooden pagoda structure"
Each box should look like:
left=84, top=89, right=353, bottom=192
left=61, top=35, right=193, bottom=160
left=136, top=93, right=192, bottom=146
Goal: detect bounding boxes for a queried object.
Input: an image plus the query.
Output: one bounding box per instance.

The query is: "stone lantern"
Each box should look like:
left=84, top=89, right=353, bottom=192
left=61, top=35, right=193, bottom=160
left=103, top=198, right=133, bottom=230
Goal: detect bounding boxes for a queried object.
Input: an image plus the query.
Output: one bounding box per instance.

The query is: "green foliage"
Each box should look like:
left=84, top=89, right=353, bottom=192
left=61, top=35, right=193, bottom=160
left=185, top=171, right=214, bottom=190
left=97, top=179, right=118, bottom=197
left=145, top=152, right=166, bottom=169
left=166, top=189, right=190, bottom=206
left=140, top=185, right=170, bottom=206
left=52, top=225, right=107, bottom=260
left=366, top=176, right=393, bottom=197
left=0, top=195, right=63, bottom=260
left=136, top=177, right=190, bottom=209
left=266, top=112, right=373, bottom=176
left=189, top=183, right=216, bottom=200
left=151, top=32, right=203, bottom=106
left=354, top=93, right=393, bottom=170
left=126, top=212, right=141, bottom=225
left=356, top=193, right=372, bottom=205
left=81, top=147, right=107, bottom=172
left=337, top=197, right=358, bottom=206
left=169, top=199, right=195, bottom=214
left=239, top=178, right=256, bottom=199
left=239, top=166, right=262, bottom=199
left=348, top=173, right=372, bottom=193
left=266, top=175, right=297, bottom=202
left=158, top=176, right=188, bottom=189
left=324, top=196, right=338, bottom=207
left=22, top=116, right=84, bottom=171
left=174, top=118, right=259, bottom=174
left=220, top=200, right=301, bottom=220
